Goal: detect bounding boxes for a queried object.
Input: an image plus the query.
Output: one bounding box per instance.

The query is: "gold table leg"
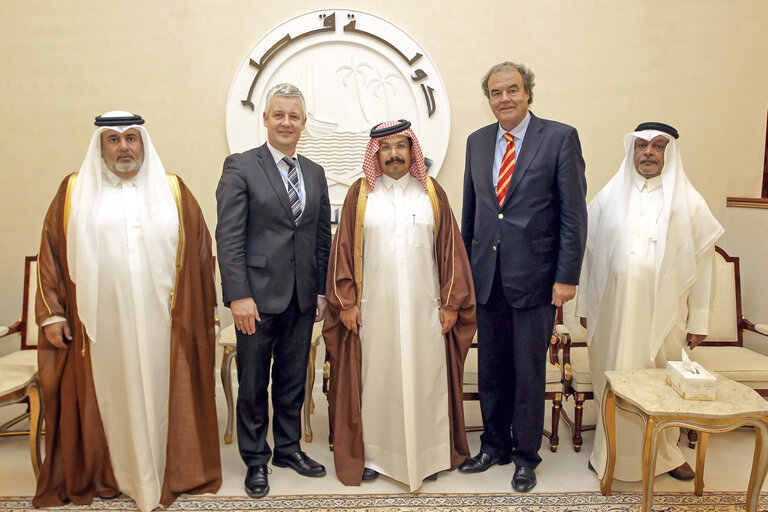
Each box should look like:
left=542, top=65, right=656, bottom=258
left=694, top=431, right=709, bottom=496
left=746, top=419, right=768, bottom=512
left=599, top=384, right=616, bottom=496
left=641, top=417, right=660, bottom=512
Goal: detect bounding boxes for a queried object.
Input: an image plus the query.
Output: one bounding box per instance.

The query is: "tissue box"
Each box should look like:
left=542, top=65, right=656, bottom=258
left=666, top=361, right=717, bottom=400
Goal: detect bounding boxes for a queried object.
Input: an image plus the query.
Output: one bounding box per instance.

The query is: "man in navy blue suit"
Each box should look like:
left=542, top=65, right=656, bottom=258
left=459, top=62, right=587, bottom=492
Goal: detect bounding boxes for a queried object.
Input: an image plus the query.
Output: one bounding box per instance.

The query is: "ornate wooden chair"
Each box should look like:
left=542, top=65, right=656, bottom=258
left=217, top=320, right=319, bottom=444
left=555, top=297, right=593, bottom=452
left=686, top=246, right=768, bottom=445
left=0, top=255, right=43, bottom=478
left=557, top=246, right=768, bottom=451
left=462, top=333, right=564, bottom=452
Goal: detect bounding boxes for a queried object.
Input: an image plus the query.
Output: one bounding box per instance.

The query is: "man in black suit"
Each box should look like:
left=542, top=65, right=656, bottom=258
left=459, top=62, right=587, bottom=492
left=216, top=83, right=331, bottom=498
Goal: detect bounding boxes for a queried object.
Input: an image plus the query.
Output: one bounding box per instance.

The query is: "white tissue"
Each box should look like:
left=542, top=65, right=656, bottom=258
left=681, top=348, right=702, bottom=375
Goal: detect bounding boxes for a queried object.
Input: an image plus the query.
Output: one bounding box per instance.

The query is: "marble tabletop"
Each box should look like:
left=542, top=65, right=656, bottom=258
left=604, top=369, right=768, bottom=419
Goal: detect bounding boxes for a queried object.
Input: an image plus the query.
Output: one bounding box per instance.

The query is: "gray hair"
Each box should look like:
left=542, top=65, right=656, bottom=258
left=481, top=62, right=535, bottom=104
left=264, top=83, right=306, bottom=117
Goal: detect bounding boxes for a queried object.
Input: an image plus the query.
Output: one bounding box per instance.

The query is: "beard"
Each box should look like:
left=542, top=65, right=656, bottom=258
left=104, top=153, right=143, bottom=175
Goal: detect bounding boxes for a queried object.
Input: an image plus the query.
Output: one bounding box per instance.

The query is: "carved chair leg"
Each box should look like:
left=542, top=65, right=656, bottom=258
left=303, top=342, right=317, bottom=442
left=573, top=393, right=584, bottom=452
left=550, top=394, right=561, bottom=452
left=687, top=428, right=698, bottom=449
left=28, top=381, right=42, bottom=480
left=221, top=347, right=237, bottom=445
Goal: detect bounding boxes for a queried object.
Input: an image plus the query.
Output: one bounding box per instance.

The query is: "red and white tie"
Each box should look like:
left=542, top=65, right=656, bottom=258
left=496, top=133, right=515, bottom=206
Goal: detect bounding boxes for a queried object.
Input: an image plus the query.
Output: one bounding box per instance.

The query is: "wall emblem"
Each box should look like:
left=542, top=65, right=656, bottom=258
left=226, top=9, right=450, bottom=211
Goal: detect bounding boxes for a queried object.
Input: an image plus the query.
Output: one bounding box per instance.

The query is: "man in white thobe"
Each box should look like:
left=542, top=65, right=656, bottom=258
left=576, top=122, right=724, bottom=482
left=323, top=120, right=476, bottom=490
left=35, top=112, right=220, bottom=511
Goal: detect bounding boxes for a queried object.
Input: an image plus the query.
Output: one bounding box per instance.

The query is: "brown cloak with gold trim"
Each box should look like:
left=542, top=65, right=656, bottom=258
left=33, top=173, right=221, bottom=507
left=322, top=176, right=476, bottom=486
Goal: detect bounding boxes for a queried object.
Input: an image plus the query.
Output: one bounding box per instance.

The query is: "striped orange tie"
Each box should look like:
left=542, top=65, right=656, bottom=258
left=496, top=133, right=515, bottom=205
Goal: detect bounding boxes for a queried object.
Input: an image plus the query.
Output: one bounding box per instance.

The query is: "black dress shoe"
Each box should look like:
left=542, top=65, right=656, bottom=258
left=362, top=467, right=379, bottom=482
left=458, top=452, right=512, bottom=473
left=587, top=460, right=596, bottom=473
left=245, top=465, right=269, bottom=498
left=272, top=450, right=327, bottom=477
left=424, top=472, right=438, bottom=481
left=512, top=466, right=537, bottom=493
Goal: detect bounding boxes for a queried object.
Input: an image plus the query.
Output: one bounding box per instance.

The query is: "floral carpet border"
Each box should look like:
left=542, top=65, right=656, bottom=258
left=0, top=492, right=763, bottom=511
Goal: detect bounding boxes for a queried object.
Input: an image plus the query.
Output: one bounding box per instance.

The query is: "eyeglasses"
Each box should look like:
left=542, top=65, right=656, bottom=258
left=379, top=143, right=410, bottom=153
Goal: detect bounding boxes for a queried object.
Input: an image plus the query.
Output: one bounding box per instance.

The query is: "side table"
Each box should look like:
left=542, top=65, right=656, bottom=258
left=600, top=368, right=768, bottom=512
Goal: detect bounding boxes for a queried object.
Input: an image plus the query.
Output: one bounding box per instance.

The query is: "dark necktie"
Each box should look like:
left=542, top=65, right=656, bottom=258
left=282, top=156, right=302, bottom=221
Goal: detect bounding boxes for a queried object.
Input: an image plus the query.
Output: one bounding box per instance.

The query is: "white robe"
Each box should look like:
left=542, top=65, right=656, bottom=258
left=359, top=173, right=450, bottom=490
left=581, top=173, right=714, bottom=481
left=88, top=170, right=177, bottom=511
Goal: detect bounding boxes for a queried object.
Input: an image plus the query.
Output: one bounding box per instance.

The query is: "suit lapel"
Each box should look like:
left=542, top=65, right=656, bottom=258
left=479, top=124, right=498, bottom=202
left=256, top=144, right=295, bottom=222
left=297, top=155, right=316, bottom=225
left=504, top=113, right=543, bottom=202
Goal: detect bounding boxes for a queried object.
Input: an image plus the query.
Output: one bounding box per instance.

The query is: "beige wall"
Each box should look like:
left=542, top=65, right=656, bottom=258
left=1, top=0, right=767, bottom=328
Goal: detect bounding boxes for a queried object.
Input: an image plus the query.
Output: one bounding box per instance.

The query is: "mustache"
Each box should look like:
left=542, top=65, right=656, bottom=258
left=385, top=157, right=406, bottom=165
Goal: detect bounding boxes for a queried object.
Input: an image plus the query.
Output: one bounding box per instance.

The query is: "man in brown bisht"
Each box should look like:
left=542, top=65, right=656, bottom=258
left=323, top=119, right=476, bottom=490
left=34, top=111, right=221, bottom=511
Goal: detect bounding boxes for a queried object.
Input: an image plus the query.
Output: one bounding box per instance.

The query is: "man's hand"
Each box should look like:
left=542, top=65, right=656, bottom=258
left=315, top=296, right=327, bottom=323
left=440, top=308, right=458, bottom=334
left=340, top=305, right=362, bottom=335
left=43, top=321, right=72, bottom=349
left=686, top=333, right=707, bottom=349
left=551, top=282, right=577, bottom=308
left=231, top=297, right=261, bottom=335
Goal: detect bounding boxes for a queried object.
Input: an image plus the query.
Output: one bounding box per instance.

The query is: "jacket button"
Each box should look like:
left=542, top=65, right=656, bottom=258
left=498, top=213, right=504, bottom=219
left=492, top=246, right=497, bottom=251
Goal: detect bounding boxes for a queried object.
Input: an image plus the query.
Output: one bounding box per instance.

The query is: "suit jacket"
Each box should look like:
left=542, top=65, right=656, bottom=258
left=461, top=112, right=587, bottom=308
left=216, top=143, right=331, bottom=315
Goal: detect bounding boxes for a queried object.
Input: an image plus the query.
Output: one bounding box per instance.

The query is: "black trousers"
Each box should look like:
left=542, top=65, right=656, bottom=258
left=235, top=290, right=314, bottom=467
left=477, top=264, right=555, bottom=469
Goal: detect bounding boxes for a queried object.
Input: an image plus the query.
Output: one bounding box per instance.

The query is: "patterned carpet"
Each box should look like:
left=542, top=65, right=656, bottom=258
left=0, top=492, right=763, bottom=511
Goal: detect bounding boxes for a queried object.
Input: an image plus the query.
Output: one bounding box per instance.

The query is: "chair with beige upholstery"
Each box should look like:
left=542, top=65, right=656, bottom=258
left=462, top=333, right=564, bottom=452
left=555, top=298, right=593, bottom=452
left=0, top=255, right=43, bottom=478
left=217, top=321, right=320, bottom=444
left=686, top=246, right=768, bottom=445
left=557, top=246, right=768, bottom=451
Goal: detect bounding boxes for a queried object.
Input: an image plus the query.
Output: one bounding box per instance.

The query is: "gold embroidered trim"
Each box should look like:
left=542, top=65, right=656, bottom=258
left=426, top=178, right=454, bottom=307
left=63, top=173, right=77, bottom=236
left=353, top=178, right=369, bottom=308
left=166, top=174, right=184, bottom=313
left=35, top=249, right=52, bottom=317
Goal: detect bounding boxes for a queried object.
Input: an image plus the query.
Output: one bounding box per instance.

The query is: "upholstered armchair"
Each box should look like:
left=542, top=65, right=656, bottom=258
left=0, top=255, right=43, bottom=478
left=555, top=297, right=593, bottom=452
left=686, top=246, right=768, bottom=444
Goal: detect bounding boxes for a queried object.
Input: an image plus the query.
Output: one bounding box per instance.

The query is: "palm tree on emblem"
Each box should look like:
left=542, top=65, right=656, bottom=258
left=336, top=60, right=375, bottom=125
left=366, top=69, right=403, bottom=120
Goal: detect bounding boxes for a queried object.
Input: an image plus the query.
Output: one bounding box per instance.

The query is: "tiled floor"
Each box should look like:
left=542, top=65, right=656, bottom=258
left=0, top=389, right=763, bottom=501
